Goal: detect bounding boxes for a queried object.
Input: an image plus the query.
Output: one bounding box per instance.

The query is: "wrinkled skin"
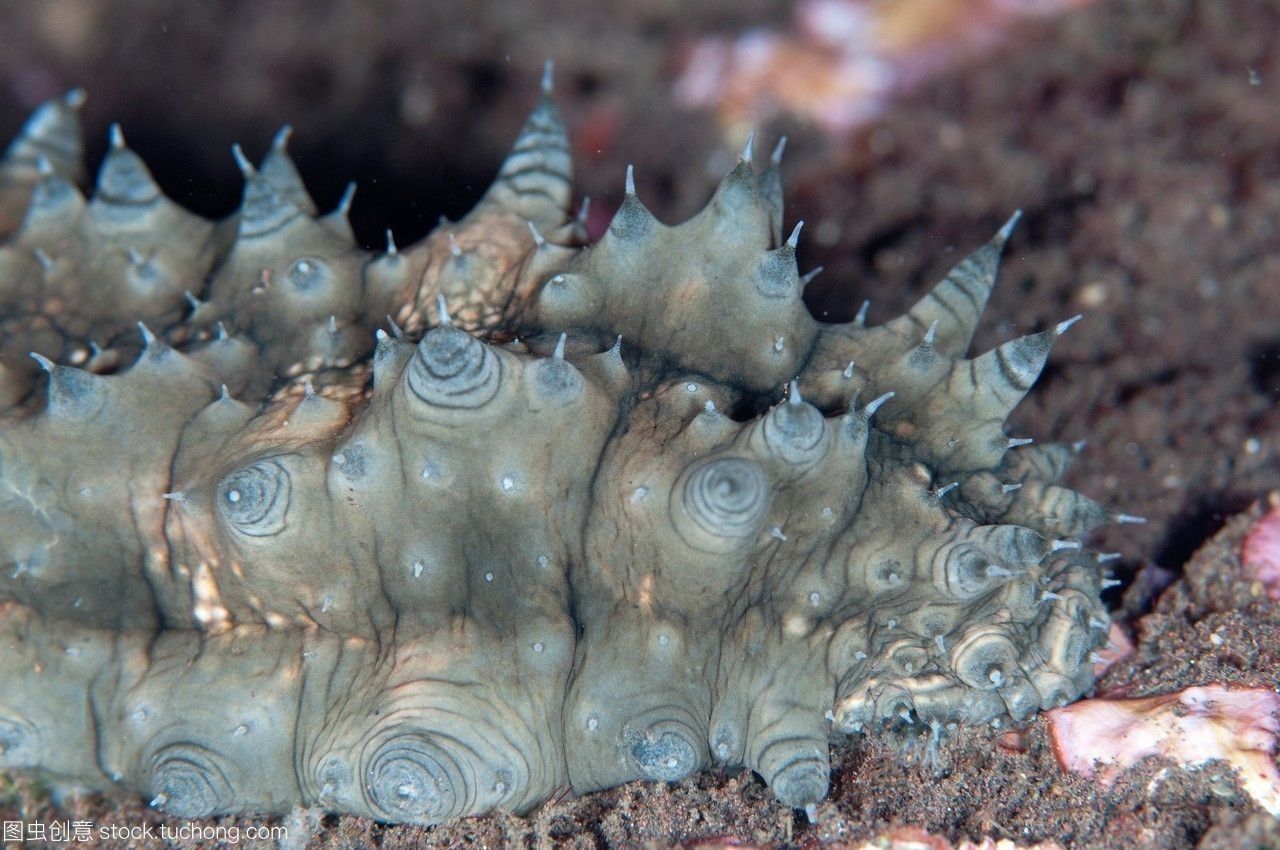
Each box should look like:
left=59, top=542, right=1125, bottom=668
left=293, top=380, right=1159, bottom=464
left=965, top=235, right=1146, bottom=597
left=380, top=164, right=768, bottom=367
left=0, top=73, right=1122, bottom=824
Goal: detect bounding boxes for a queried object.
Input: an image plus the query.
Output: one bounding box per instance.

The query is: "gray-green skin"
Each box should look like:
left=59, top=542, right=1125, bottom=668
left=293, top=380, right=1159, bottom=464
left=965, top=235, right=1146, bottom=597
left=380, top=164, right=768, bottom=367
left=0, top=72, right=1123, bottom=825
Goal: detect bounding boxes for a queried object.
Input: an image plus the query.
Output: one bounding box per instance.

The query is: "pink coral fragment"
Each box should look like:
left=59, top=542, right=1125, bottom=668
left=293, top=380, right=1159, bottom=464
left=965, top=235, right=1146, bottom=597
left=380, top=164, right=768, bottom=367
left=853, top=827, right=1064, bottom=850
left=1242, top=504, right=1280, bottom=601
left=674, top=0, right=1099, bottom=137
left=689, top=832, right=1062, bottom=850
left=1047, top=684, right=1280, bottom=815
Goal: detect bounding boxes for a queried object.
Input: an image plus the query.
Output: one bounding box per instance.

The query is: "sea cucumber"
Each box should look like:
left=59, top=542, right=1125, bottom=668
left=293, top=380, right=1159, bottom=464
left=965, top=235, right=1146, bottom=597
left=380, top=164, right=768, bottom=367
left=0, top=68, right=1122, bottom=824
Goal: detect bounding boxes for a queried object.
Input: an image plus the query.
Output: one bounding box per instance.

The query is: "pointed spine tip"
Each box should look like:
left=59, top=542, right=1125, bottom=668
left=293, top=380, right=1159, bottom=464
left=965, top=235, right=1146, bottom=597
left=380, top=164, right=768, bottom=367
left=303, top=376, right=316, bottom=399
left=272, top=124, right=293, bottom=151
left=625, top=164, right=635, bottom=196
left=64, top=88, right=87, bottom=108
left=864, top=390, right=894, bottom=418
left=448, top=232, right=463, bottom=258
left=36, top=155, right=53, bottom=177
left=787, top=220, right=804, bottom=249
left=108, top=123, right=125, bottom=149
left=527, top=220, right=545, bottom=248
left=137, top=321, right=157, bottom=347
left=740, top=130, right=755, bottom=164
left=385, top=228, right=398, bottom=255
left=29, top=352, right=54, bottom=372
left=184, top=290, right=201, bottom=311
left=1001, top=482, right=1023, bottom=494
left=231, top=144, right=255, bottom=178
left=611, top=334, right=623, bottom=353
left=576, top=196, right=591, bottom=225
left=1114, top=513, right=1147, bottom=525
left=922, top=318, right=939, bottom=346
left=1054, top=314, right=1083, bottom=336
left=842, top=360, right=855, bottom=380
left=327, top=315, right=338, bottom=335
left=771, top=135, right=787, bottom=166
left=436, top=294, right=452, bottom=327
left=553, top=333, right=567, bottom=360
left=219, top=384, right=231, bottom=402
left=1007, top=437, right=1035, bottom=448
left=934, top=482, right=959, bottom=499
left=854, top=300, right=870, bottom=326
left=337, top=182, right=357, bottom=215
left=216, top=321, right=229, bottom=341
left=800, top=266, right=823, bottom=286
left=162, top=491, right=186, bottom=503
left=788, top=379, right=803, bottom=405
left=997, top=209, right=1023, bottom=243
left=386, top=315, right=403, bottom=339
left=541, top=59, right=555, bottom=94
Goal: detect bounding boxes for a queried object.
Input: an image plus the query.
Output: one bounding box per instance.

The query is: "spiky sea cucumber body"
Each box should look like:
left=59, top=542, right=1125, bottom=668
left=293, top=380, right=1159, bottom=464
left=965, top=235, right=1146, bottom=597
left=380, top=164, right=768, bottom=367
left=0, top=74, right=1118, bottom=823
